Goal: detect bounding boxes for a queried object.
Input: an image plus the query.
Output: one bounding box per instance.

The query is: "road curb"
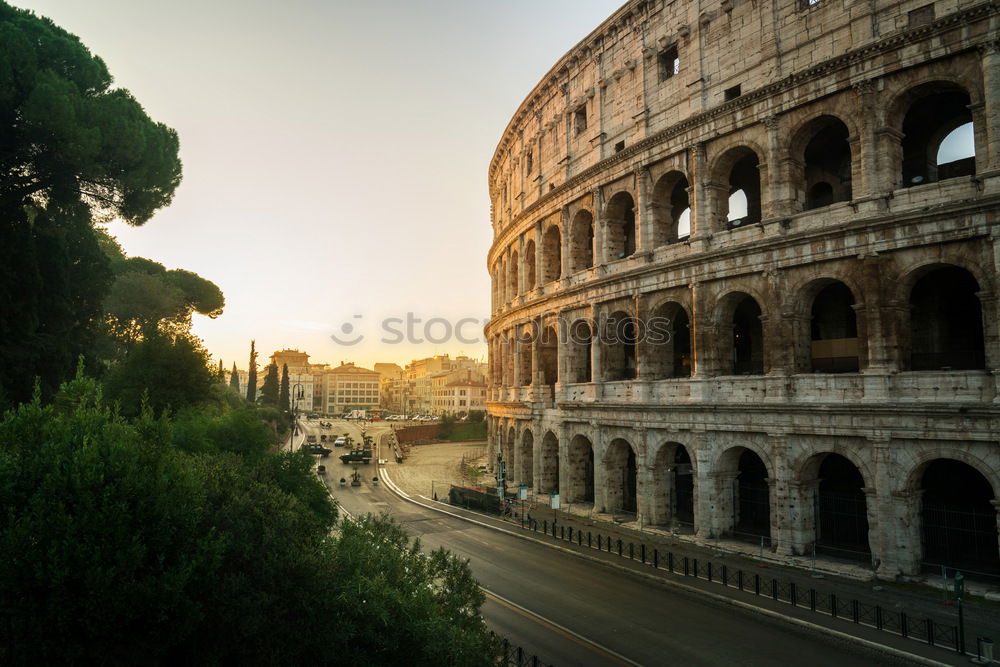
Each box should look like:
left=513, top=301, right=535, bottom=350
left=376, top=465, right=955, bottom=667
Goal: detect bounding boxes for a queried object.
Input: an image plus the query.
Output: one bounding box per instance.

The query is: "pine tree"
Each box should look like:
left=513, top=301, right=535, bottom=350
left=279, top=363, right=290, bottom=413
left=229, top=362, right=240, bottom=392
left=260, top=363, right=279, bottom=406
left=246, top=340, right=257, bottom=403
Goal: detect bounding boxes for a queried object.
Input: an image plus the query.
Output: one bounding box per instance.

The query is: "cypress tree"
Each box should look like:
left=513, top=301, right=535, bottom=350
left=279, top=363, right=290, bottom=413
left=216, top=359, right=225, bottom=382
left=260, top=363, right=279, bottom=406
left=246, top=340, right=257, bottom=403
left=229, top=362, right=240, bottom=391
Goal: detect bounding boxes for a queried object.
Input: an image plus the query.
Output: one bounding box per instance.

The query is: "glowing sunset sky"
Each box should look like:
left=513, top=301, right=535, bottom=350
left=14, top=0, right=622, bottom=370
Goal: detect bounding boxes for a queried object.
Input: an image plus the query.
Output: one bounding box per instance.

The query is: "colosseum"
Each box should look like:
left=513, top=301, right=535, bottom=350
left=485, top=0, right=1000, bottom=580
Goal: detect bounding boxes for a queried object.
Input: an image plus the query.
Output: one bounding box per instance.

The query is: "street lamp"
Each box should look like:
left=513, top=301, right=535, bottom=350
left=291, top=383, right=304, bottom=450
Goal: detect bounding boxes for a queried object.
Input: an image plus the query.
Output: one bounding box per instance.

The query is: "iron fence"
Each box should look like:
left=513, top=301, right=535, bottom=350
left=521, top=515, right=966, bottom=656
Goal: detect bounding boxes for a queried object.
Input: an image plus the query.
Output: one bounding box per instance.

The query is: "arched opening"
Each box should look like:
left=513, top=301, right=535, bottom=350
left=540, top=431, right=559, bottom=494
left=815, top=454, right=870, bottom=560
left=568, top=319, right=593, bottom=383
left=519, top=430, right=534, bottom=487
left=732, top=296, right=764, bottom=375
left=725, top=149, right=761, bottom=227
left=674, top=446, right=694, bottom=526
left=540, top=325, right=558, bottom=401
left=569, top=210, right=594, bottom=273
left=810, top=282, right=859, bottom=373
left=735, top=449, right=771, bottom=540
left=901, top=86, right=975, bottom=187
left=541, top=226, right=561, bottom=284
left=920, top=459, right=999, bottom=575
left=568, top=435, right=595, bottom=503
left=605, top=192, right=636, bottom=260
left=500, top=258, right=508, bottom=303
left=908, top=266, right=985, bottom=371
left=645, top=301, right=692, bottom=378
left=501, top=426, right=516, bottom=485
left=523, top=240, right=536, bottom=292
left=603, top=310, right=637, bottom=381
left=517, top=328, right=533, bottom=386
left=651, top=171, right=691, bottom=245
left=606, top=438, right=638, bottom=513
left=937, top=122, right=975, bottom=175
left=508, top=249, right=519, bottom=296
left=800, top=117, right=853, bottom=210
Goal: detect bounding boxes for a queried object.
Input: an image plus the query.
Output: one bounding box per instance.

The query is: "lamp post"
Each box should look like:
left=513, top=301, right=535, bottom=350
left=291, top=383, right=304, bottom=451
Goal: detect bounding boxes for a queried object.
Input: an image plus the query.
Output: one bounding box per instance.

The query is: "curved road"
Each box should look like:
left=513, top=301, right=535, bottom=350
left=308, top=426, right=937, bottom=667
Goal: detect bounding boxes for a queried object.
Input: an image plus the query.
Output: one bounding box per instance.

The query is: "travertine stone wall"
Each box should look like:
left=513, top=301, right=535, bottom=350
left=486, top=0, right=1000, bottom=579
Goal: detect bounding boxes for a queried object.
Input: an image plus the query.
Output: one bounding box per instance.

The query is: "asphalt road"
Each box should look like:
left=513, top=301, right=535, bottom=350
left=321, top=459, right=931, bottom=666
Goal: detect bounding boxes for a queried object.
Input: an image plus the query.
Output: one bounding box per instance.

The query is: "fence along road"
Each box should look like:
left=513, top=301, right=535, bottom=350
left=324, top=448, right=951, bottom=666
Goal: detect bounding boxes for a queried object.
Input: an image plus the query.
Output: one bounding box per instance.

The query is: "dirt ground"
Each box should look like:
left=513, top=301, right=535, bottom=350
left=381, top=440, right=489, bottom=500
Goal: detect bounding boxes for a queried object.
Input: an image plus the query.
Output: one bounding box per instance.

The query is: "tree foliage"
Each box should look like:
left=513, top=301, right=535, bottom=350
left=279, top=363, right=290, bottom=412
left=0, top=3, right=182, bottom=403
left=0, top=373, right=495, bottom=665
left=246, top=340, right=257, bottom=404
left=102, top=331, right=216, bottom=417
left=229, top=362, right=240, bottom=392
left=260, top=362, right=279, bottom=407
left=0, top=2, right=182, bottom=223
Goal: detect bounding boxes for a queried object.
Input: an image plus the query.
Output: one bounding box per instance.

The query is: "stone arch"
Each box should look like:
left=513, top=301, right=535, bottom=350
left=540, top=324, right=558, bottom=388
left=519, top=428, right=534, bottom=486
left=602, top=309, right=637, bottom=381
left=603, top=191, right=636, bottom=261
left=709, top=144, right=765, bottom=229
left=566, top=318, right=593, bottom=383
left=650, top=170, right=691, bottom=246
left=791, top=278, right=861, bottom=373
left=714, top=291, right=765, bottom=375
left=539, top=431, right=559, bottom=493
left=567, top=434, right=595, bottom=503
left=788, top=114, right=854, bottom=210
left=906, top=454, right=1000, bottom=575
left=523, top=239, right=536, bottom=292
left=650, top=441, right=696, bottom=528
left=604, top=438, right=638, bottom=513
left=644, top=300, right=692, bottom=379
left=798, top=451, right=872, bottom=560
left=902, top=265, right=985, bottom=371
left=886, top=80, right=978, bottom=188
left=717, top=445, right=773, bottom=541
left=569, top=209, right=595, bottom=273
left=541, top=224, right=562, bottom=284
left=516, top=323, right=535, bottom=385
left=508, top=248, right=519, bottom=297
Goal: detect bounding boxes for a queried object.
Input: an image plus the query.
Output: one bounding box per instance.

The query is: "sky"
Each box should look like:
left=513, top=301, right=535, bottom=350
left=13, top=0, right=623, bottom=370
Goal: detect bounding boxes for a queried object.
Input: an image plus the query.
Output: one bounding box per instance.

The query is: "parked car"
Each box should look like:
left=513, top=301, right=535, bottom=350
left=333, top=437, right=347, bottom=447
left=303, top=443, right=332, bottom=457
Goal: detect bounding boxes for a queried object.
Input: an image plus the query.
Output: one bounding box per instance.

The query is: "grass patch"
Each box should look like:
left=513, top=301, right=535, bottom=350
left=438, top=422, right=487, bottom=441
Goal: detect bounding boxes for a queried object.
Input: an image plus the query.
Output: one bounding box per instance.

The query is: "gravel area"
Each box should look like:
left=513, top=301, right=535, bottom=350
left=381, top=440, right=489, bottom=500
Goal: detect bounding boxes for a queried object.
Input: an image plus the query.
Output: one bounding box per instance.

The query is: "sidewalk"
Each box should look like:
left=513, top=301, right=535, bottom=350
left=377, top=437, right=1000, bottom=665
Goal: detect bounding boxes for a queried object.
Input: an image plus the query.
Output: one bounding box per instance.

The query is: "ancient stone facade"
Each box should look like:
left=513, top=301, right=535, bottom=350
left=485, top=0, right=1000, bottom=579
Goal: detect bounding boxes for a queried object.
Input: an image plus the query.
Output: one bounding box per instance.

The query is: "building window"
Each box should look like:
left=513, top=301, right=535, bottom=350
left=659, top=46, right=679, bottom=81
left=724, top=85, right=742, bottom=102
left=574, top=105, right=588, bottom=135
left=614, top=140, right=625, bottom=153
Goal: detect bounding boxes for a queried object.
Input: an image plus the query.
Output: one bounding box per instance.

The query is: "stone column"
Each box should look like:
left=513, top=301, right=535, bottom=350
left=591, top=305, right=605, bottom=384
left=769, top=435, right=794, bottom=555
left=592, top=187, right=606, bottom=265
left=687, top=144, right=710, bottom=247
left=593, top=428, right=608, bottom=513
left=636, top=167, right=653, bottom=253
left=890, top=489, right=924, bottom=576
left=557, top=421, right=569, bottom=498
left=977, top=41, right=1000, bottom=174
left=705, top=471, right=738, bottom=539
left=764, top=115, right=795, bottom=217
left=787, top=479, right=820, bottom=556
left=533, top=221, right=543, bottom=293
left=853, top=79, right=880, bottom=196
left=560, top=206, right=572, bottom=279
left=690, top=282, right=713, bottom=378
